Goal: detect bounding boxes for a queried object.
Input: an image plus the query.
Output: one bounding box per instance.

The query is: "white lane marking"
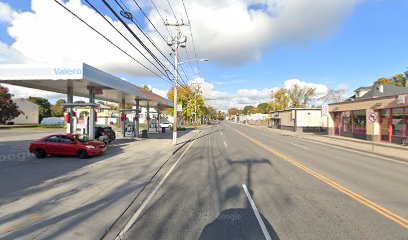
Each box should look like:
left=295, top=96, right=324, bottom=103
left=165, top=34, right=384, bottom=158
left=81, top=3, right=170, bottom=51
left=292, top=143, right=310, bottom=150
left=242, top=184, right=272, bottom=240
left=224, top=140, right=228, bottom=148
left=115, top=131, right=202, bottom=240
left=221, top=132, right=223, bottom=136
left=300, top=138, right=408, bottom=166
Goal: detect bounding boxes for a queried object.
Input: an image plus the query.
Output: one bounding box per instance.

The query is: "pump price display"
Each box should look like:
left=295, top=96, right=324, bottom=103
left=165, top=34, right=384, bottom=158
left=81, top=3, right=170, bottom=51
left=368, top=112, right=377, bottom=122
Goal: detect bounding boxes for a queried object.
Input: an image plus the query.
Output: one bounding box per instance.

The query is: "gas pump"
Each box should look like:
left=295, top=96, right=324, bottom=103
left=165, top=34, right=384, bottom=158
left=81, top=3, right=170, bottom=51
left=124, top=120, right=135, bottom=137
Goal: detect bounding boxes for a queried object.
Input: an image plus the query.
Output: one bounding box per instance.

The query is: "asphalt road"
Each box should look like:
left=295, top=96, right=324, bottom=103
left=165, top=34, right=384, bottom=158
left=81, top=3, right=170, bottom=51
left=124, top=121, right=408, bottom=240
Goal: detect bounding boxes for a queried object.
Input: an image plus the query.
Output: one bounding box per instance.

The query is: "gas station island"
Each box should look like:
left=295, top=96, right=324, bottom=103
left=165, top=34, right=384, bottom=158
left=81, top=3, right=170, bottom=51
left=0, top=63, right=173, bottom=139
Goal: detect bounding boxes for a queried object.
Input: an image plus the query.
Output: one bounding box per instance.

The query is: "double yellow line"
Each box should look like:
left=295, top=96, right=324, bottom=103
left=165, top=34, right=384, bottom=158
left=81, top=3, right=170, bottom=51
left=231, top=126, right=408, bottom=229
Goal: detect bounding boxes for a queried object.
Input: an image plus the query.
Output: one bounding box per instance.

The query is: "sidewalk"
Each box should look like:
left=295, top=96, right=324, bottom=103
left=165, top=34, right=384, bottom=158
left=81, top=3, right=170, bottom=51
left=242, top=123, right=408, bottom=163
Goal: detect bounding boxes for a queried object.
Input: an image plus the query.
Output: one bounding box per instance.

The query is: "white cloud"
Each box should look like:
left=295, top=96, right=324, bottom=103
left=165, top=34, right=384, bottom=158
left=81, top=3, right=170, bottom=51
left=0, top=0, right=358, bottom=72
left=0, top=1, right=15, bottom=23
left=151, top=87, right=167, bottom=98
left=284, top=79, right=328, bottom=98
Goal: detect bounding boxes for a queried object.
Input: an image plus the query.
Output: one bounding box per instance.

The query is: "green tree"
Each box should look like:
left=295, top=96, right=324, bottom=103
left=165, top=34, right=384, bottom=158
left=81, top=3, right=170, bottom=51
left=28, top=97, right=52, bottom=122
left=74, top=100, right=86, bottom=104
left=257, top=102, right=270, bottom=114
left=0, top=85, right=22, bottom=124
left=51, top=99, right=66, bottom=117
left=242, top=105, right=254, bottom=115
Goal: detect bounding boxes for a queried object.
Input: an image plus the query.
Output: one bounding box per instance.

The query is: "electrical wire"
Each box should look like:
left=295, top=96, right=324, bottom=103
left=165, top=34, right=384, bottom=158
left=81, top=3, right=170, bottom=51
left=53, top=0, right=170, bottom=84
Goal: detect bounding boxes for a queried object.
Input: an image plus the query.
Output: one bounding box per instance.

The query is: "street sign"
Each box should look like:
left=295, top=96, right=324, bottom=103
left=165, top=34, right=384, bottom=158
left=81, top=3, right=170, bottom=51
left=321, top=104, right=329, bottom=117
left=368, top=112, right=377, bottom=122
left=177, top=104, right=182, bottom=112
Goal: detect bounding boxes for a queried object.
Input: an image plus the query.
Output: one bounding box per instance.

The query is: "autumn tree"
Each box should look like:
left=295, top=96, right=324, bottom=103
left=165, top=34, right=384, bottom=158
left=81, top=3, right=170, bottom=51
left=167, top=84, right=205, bottom=120
left=0, top=85, right=22, bottom=124
left=287, top=84, right=316, bottom=108
left=271, top=88, right=290, bottom=111
left=227, top=107, right=241, bottom=116
left=142, top=85, right=152, bottom=91
left=51, top=99, right=66, bottom=117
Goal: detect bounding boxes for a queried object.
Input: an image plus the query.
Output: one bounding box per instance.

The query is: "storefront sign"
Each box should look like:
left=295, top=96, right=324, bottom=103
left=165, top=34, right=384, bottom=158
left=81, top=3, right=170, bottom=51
left=321, top=104, right=329, bottom=117
left=396, top=95, right=407, bottom=104
left=368, top=112, right=377, bottom=122
left=342, top=111, right=351, bottom=118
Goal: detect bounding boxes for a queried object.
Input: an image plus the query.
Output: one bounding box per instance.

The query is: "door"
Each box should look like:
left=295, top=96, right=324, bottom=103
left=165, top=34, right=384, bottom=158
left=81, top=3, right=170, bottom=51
left=58, top=136, right=78, bottom=156
left=380, top=109, right=391, bottom=142
left=43, top=135, right=61, bottom=155
left=334, top=112, right=341, bottom=136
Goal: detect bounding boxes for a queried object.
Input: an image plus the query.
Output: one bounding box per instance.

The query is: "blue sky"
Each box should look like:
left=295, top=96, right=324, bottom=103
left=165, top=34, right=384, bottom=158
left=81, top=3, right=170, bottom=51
left=1, top=0, right=408, bottom=109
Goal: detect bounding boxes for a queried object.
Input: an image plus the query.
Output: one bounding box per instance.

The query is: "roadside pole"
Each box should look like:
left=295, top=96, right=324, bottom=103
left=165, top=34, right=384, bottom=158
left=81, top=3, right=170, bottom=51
left=368, top=112, right=377, bottom=152
left=165, top=21, right=190, bottom=146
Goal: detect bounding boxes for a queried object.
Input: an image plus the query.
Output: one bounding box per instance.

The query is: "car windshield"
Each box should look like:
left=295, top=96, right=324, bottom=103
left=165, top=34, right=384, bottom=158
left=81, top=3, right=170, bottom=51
left=73, top=134, right=90, bottom=143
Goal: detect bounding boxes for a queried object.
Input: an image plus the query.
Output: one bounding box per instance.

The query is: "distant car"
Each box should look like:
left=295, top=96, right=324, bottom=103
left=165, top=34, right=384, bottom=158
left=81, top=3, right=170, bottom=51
left=40, top=117, right=64, bottom=125
left=159, top=122, right=173, bottom=128
left=29, top=134, right=107, bottom=159
left=95, top=126, right=116, bottom=144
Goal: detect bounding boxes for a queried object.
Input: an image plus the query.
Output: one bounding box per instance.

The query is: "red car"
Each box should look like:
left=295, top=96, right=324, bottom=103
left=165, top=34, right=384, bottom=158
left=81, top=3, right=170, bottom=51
left=29, top=134, right=107, bottom=159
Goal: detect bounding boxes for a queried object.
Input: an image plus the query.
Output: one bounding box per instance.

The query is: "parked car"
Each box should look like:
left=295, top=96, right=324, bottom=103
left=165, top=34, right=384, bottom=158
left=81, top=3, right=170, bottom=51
left=159, top=122, right=173, bottom=128
left=95, top=126, right=116, bottom=144
left=40, top=117, right=64, bottom=125
left=29, top=134, right=107, bottom=159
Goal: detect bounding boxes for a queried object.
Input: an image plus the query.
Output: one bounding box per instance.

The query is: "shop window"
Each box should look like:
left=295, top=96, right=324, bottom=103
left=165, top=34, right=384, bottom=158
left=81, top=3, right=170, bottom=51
left=352, top=110, right=366, bottom=133
left=342, top=110, right=365, bottom=134
left=392, top=108, right=405, bottom=137
left=342, top=115, right=352, bottom=132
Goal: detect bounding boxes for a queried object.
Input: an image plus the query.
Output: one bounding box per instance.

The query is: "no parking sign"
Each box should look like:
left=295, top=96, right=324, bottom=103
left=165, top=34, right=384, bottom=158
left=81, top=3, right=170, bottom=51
left=368, top=112, right=377, bottom=122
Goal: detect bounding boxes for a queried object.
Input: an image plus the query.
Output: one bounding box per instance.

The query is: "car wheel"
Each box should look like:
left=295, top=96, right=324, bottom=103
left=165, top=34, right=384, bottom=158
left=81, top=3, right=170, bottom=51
left=78, top=149, right=88, bottom=159
left=35, top=149, right=46, bottom=158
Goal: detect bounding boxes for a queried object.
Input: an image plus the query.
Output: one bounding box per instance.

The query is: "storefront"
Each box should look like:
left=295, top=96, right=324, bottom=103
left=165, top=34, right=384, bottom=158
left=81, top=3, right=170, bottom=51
left=379, top=107, right=408, bottom=144
left=328, top=83, right=408, bottom=144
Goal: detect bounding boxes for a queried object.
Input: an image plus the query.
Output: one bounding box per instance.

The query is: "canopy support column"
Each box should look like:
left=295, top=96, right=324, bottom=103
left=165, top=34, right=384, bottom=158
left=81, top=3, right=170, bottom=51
left=136, top=99, right=140, bottom=138
left=146, top=101, right=150, bottom=137
left=88, top=87, right=95, bottom=139
left=121, top=98, right=126, bottom=138
left=67, top=84, right=73, bottom=134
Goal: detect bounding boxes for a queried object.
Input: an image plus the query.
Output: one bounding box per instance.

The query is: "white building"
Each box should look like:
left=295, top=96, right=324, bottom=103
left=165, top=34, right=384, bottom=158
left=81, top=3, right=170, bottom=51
left=6, top=98, right=39, bottom=125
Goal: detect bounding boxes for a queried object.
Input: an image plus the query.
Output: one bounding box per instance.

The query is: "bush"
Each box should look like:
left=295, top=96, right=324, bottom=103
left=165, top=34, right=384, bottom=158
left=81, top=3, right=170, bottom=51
left=39, top=124, right=65, bottom=128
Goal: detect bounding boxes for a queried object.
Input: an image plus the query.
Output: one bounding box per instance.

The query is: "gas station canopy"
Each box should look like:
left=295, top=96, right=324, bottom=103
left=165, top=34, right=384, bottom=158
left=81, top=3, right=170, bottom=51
left=0, top=63, right=173, bottom=109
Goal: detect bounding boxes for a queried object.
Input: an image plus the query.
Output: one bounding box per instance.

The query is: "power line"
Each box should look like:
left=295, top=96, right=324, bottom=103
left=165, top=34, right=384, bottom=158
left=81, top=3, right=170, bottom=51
left=53, top=0, right=170, bottom=84
left=113, top=0, right=192, bottom=87
left=102, top=0, right=170, bottom=75
left=151, top=0, right=172, bottom=37
left=84, top=0, right=173, bottom=84
left=181, top=0, right=201, bottom=77
left=114, top=0, right=172, bottom=69
left=166, top=0, right=179, bottom=23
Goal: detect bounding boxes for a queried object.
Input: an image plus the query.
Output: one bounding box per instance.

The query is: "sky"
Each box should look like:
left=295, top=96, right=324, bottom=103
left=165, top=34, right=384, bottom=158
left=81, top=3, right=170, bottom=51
left=0, top=0, right=408, bottom=110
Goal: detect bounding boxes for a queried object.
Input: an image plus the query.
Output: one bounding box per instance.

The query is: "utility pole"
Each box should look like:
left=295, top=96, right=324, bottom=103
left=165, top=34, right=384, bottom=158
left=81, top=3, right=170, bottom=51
left=165, top=20, right=189, bottom=146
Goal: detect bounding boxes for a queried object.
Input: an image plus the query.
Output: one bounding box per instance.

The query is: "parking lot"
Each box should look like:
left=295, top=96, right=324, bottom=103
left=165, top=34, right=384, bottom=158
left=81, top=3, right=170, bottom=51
left=0, top=127, right=198, bottom=240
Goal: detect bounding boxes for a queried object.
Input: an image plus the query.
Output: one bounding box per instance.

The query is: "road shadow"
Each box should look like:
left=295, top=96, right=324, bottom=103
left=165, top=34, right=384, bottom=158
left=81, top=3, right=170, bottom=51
left=0, top=138, right=132, bottom=205
left=199, top=208, right=279, bottom=240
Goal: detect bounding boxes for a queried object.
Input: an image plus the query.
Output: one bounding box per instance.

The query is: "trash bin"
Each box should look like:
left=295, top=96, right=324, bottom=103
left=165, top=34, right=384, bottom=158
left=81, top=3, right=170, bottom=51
left=141, top=129, right=148, bottom=138
left=162, top=127, right=166, bottom=133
